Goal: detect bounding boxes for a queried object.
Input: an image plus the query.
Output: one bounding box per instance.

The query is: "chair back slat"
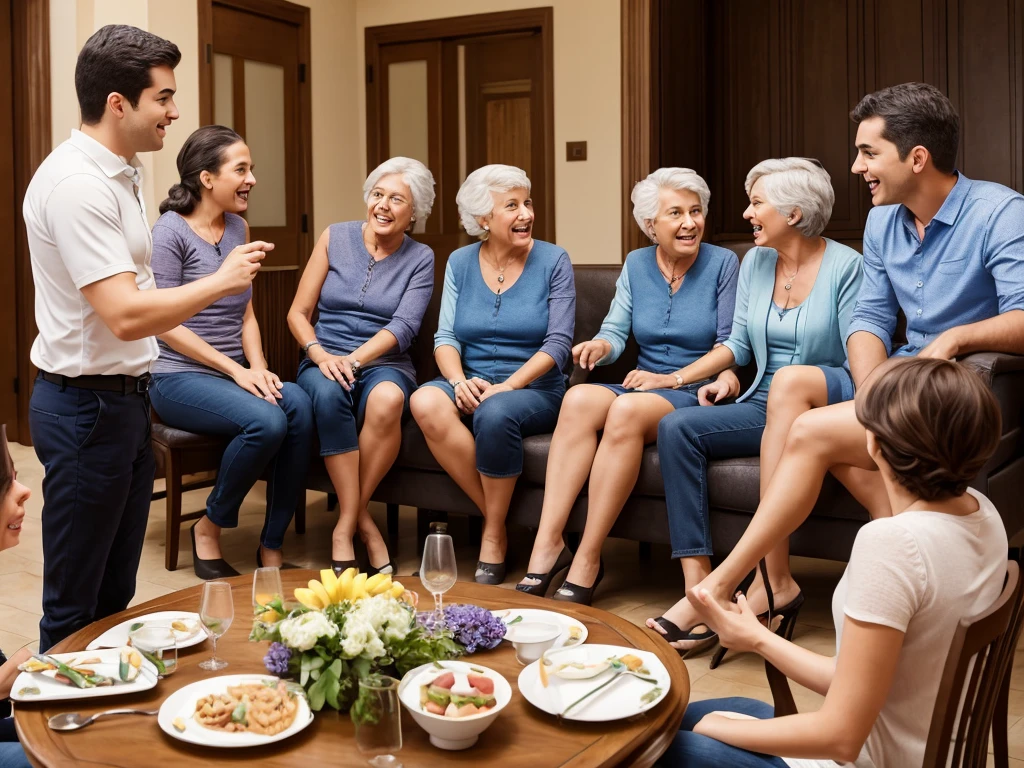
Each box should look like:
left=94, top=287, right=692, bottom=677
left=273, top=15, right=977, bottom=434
left=923, top=561, right=1023, bottom=768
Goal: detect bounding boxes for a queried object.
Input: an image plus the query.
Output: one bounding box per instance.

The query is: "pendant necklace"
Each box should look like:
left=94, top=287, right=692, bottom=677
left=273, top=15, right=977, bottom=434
left=657, top=255, right=685, bottom=290
left=778, top=261, right=800, bottom=320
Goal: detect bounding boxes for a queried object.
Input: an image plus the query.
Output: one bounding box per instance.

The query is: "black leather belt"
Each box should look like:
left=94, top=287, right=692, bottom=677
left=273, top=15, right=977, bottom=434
left=39, top=371, right=151, bottom=394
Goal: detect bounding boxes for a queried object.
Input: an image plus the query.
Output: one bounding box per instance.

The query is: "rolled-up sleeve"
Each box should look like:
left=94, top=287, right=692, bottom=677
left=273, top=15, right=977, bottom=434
left=983, top=195, right=1024, bottom=314
left=721, top=254, right=754, bottom=366
left=716, top=252, right=740, bottom=344
left=846, top=215, right=898, bottom=352
left=150, top=223, right=185, bottom=290
left=593, top=263, right=632, bottom=365
left=384, top=248, right=434, bottom=352
left=433, top=258, right=462, bottom=356
left=46, top=176, right=138, bottom=289
left=539, top=251, right=576, bottom=370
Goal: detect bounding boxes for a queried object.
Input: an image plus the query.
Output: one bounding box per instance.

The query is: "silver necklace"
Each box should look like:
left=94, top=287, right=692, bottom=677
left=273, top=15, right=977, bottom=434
left=777, top=260, right=800, bottom=319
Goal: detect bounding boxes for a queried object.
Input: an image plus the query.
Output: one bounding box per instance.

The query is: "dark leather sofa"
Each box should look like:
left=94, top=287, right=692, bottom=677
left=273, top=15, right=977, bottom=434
left=303, top=261, right=1024, bottom=562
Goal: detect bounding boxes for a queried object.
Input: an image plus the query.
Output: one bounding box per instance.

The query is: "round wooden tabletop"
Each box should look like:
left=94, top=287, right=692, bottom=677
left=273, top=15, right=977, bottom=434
left=14, top=572, right=689, bottom=767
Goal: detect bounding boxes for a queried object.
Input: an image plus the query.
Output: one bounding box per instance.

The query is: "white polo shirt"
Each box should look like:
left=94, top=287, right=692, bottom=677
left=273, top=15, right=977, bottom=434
left=23, top=129, right=158, bottom=377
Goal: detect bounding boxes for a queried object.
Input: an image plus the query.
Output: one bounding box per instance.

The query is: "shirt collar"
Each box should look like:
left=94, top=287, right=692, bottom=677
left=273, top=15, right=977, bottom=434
left=68, top=129, right=144, bottom=183
left=930, top=171, right=969, bottom=226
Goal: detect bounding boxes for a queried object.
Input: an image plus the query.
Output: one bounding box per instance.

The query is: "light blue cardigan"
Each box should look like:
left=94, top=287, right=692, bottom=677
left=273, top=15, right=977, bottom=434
left=723, top=238, right=863, bottom=402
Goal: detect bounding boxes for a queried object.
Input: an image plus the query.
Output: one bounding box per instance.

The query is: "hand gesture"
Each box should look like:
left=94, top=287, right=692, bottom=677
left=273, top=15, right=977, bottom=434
left=621, top=369, right=670, bottom=391
left=232, top=366, right=284, bottom=403
left=697, top=369, right=740, bottom=405
left=454, top=377, right=489, bottom=415
left=691, top=589, right=768, bottom=654
left=572, top=339, right=612, bottom=371
left=217, top=241, right=273, bottom=294
left=316, top=353, right=359, bottom=391
left=478, top=382, right=513, bottom=403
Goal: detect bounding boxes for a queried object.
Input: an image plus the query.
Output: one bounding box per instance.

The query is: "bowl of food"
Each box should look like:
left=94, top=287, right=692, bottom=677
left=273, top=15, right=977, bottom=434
left=398, top=660, right=512, bottom=750
left=505, top=621, right=562, bottom=664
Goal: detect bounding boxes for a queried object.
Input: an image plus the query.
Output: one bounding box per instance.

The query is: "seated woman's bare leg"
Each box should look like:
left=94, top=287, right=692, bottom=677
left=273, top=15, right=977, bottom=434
left=832, top=464, right=891, bottom=518
left=565, top=393, right=674, bottom=588
left=354, top=382, right=407, bottom=569
left=479, top=474, right=518, bottom=563
left=522, top=385, right=617, bottom=586
left=688, top=401, right=876, bottom=615
left=647, top=555, right=714, bottom=650
left=326, top=450, right=362, bottom=562
left=410, top=387, right=487, bottom=511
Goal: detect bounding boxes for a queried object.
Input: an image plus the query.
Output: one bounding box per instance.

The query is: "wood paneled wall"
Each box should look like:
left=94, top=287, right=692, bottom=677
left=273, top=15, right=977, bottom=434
left=654, top=0, right=1024, bottom=243
left=251, top=270, right=299, bottom=382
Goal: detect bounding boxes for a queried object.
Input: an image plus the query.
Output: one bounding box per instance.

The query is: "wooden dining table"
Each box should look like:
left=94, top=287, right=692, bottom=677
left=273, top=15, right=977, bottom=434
left=14, top=571, right=689, bottom=767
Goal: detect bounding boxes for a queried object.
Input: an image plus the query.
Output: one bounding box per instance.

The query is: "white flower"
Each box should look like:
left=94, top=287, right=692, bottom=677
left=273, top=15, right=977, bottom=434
left=279, top=611, right=337, bottom=652
left=350, top=594, right=413, bottom=643
left=342, top=615, right=385, bottom=659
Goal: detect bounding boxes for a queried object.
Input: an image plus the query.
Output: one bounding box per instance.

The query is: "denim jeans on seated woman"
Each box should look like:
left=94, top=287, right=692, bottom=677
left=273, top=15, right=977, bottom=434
left=656, top=697, right=788, bottom=767
left=149, top=373, right=314, bottom=550
left=0, top=741, right=31, bottom=768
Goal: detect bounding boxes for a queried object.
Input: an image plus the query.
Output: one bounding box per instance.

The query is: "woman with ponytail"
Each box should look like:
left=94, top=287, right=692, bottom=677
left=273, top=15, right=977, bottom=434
left=149, top=125, right=313, bottom=579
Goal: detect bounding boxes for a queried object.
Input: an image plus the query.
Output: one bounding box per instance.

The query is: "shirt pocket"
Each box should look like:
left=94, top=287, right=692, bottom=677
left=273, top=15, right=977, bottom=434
left=937, top=257, right=966, bottom=274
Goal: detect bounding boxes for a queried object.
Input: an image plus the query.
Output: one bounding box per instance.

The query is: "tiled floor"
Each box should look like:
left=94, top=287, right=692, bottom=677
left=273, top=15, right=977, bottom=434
left=5, top=440, right=1024, bottom=764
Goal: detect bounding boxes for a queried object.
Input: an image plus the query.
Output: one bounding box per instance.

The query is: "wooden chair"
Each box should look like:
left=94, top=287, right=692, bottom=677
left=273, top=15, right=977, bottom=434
left=768, top=560, right=1024, bottom=767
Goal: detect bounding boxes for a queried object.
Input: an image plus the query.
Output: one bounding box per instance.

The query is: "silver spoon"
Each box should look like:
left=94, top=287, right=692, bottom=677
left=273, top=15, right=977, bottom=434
left=48, top=708, right=159, bottom=731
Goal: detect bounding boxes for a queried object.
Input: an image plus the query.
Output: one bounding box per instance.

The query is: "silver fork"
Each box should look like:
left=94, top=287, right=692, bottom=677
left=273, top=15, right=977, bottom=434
left=48, top=708, right=159, bottom=731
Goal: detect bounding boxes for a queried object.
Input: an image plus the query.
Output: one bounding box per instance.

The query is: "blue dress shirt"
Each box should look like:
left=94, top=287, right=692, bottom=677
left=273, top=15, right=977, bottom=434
left=847, top=172, right=1024, bottom=356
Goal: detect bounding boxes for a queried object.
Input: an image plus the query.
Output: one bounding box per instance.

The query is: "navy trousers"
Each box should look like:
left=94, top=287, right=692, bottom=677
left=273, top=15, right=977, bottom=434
left=30, top=376, right=155, bottom=651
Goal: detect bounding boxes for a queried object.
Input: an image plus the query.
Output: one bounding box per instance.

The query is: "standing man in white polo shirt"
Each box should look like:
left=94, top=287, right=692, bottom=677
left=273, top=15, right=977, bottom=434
left=23, top=25, right=270, bottom=649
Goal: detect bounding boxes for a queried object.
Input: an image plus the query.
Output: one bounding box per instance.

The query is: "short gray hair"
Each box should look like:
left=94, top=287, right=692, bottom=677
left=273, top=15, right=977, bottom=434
left=744, top=158, right=834, bottom=238
left=631, top=168, right=711, bottom=242
left=363, top=157, right=436, bottom=223
left=456, top=164, right=532, bottom=238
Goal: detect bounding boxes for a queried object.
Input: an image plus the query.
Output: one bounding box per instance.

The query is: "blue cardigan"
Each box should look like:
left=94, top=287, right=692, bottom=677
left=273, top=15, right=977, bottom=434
left=723, top=239, right=863, bottom=402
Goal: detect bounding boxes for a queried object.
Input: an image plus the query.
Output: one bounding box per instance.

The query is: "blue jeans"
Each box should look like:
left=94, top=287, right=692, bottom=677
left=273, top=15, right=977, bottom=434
left=149, top=373, right=314, bottom=549
left=296, top=359, right=415, bottom=455
left=30, top=376, right=155, bottom=651
left=420, top=378, right=563, bottom=477
left=657, top=697, right=788, bottom=767
left=0, top=742, right=30, bottom=768
left=657, top=402, right=767, bottom=558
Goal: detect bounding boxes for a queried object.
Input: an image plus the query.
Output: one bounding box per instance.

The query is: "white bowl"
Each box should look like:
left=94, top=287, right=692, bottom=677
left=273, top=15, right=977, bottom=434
left=506, top=621, right=562, bottom=664
left=398, top=660, right=512, bottom=750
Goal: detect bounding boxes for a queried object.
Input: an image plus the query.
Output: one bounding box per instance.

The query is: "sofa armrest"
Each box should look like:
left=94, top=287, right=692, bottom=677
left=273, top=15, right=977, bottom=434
left=960, top=351, right=1024, bottom=388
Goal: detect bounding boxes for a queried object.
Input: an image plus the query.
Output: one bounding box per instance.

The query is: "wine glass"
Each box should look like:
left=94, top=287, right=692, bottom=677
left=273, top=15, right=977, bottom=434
left=198, top=581, right=234, bottom=671
left=252, top=566, right=284, bottom=621
left=353, top=674, right=403, bottom=768
left=419, top=524, right=457, bottom=627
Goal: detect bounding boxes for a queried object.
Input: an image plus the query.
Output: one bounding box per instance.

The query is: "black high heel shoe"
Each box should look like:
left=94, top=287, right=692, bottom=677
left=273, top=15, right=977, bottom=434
left=368, top=561, right=396, bottom=577
left=332, top=559, right=358, bottom=577
left=709, top=558, right=804, bottom=670
left=474, top=560, right=507, bottom=585
left=648, top=616, right=718, bottom=657
left=516, top=547, right=574, bottom=597
left=551, top=559, right=605, bottom=606
left=190, top=521, right=240, bottom=580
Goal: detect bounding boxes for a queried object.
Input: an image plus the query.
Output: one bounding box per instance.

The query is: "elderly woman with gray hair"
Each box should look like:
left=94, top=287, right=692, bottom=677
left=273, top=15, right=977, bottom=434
left=517, top=168, right=739, bottom=604
left=647, top=158, right=864, bottom=660
left=410, top=164, right=575, bottom=584
left=289, top=157, right=435, bottom=576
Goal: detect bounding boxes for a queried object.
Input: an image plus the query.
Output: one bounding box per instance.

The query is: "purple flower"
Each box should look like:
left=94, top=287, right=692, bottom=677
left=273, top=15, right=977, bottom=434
left=263, top=642, right=291, bottom=675
left=418, top=604, right=506, bottom=654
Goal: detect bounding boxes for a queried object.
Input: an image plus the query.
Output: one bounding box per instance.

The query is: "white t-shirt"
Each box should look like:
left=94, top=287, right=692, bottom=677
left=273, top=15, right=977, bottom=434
left=23, top=129, right=158, bottom=376
left=782, top=489, right=1007, bottom=768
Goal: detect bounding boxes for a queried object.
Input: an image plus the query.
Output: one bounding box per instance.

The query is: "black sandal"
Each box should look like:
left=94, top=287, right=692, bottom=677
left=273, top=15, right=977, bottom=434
left=474, top=560, right=507, bottom=585
left=551, top=560, right=605, bottom=606
left=332, top=559, right=358, bottom=577
left=516, top=547, right=574, bottom=597
left=650, top=616, right=718, bottom=657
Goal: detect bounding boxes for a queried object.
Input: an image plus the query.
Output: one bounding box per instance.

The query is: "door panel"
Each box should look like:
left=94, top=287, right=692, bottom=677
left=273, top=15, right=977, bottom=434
left=0, top=0, right=19, bottom=435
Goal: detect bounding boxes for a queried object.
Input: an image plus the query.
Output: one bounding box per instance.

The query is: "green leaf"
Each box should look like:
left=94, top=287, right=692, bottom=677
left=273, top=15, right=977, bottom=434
left=307, top=673, right=328, bottom=711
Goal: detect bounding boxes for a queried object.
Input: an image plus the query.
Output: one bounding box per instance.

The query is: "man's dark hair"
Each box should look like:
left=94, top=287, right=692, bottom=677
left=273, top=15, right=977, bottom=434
left=850, top=82, right=960, bottom=174
left=75, top=25, right=181, bottom=125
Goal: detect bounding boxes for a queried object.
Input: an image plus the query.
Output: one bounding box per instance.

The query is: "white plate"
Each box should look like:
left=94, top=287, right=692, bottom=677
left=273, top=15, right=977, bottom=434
left=490, top=608, right=588, bottom=648
left=158, top=674, right=313, bottom=748
left=518, top=644, right=671, bottom=722
left=10, top=648, right=159, bottom=702
left=86, top=611, right=204, bottom=651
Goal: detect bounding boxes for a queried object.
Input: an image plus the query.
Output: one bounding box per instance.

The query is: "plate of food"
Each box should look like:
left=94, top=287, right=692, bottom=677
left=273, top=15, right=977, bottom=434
left=10, top=648, right=158, bottom=702
left=518, top=644, right=671, bottom=722
left=157, top=675, right=313, bottom=748
left=87, top=611, right=204, bottom=651
left=490, top=608, right=587, bottom=648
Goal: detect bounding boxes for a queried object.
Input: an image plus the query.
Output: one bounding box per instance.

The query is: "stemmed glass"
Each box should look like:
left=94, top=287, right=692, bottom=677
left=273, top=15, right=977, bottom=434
left=353, top=674, right=403, bottom=768
left=198, top=581, right=234, bottom=671
left=252, top=566, right=285, bottom=622
left=419, top=523, right=457, bottom=627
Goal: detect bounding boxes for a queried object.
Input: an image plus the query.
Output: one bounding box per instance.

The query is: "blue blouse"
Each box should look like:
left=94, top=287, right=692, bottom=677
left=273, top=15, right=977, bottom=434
left=434, top=240, right=576, bottom=391
left=593, top=243, right=739, bottom=373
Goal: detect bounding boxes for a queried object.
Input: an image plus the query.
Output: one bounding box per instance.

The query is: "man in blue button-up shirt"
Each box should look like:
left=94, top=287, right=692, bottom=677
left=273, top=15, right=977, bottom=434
left=682, top=83, right=1024, bottom=630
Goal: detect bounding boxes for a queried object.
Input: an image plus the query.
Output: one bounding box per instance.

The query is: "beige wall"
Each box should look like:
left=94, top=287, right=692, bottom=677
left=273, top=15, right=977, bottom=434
left=47, top=0, right=621, bottom=263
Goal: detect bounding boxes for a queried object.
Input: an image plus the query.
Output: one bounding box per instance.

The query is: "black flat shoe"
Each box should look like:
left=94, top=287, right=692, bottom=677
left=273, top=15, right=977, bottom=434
left=649, top=616, right=719, bottom=658
left=551, top=560, right=605, bottom=606
left=190, top=521, right=240, bottom=581
left=474, top=560, right=507, bottom=585
left=332, top=559, right=358, bottom=577
left=368, top=561, right=395, bottom=577
left=516, top=547, right=574, bottom=597
left=710, top=558, right=805, bottom=669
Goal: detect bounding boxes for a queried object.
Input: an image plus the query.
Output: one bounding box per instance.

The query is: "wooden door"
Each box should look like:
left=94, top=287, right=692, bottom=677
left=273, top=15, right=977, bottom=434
left=199, top=0, right=312, bottom=381
left=0, top=0, right=19, bottom=436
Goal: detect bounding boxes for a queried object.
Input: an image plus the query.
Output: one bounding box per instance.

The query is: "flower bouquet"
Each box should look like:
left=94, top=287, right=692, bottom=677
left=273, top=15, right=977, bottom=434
left=250, top=568, right=462, bottom=717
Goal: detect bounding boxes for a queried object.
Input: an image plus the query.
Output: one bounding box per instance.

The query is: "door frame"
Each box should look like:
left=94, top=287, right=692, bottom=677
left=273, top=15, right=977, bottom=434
left=196, top=0, right=314, bottom=264
left=365, top=7, right=556, bottom=241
